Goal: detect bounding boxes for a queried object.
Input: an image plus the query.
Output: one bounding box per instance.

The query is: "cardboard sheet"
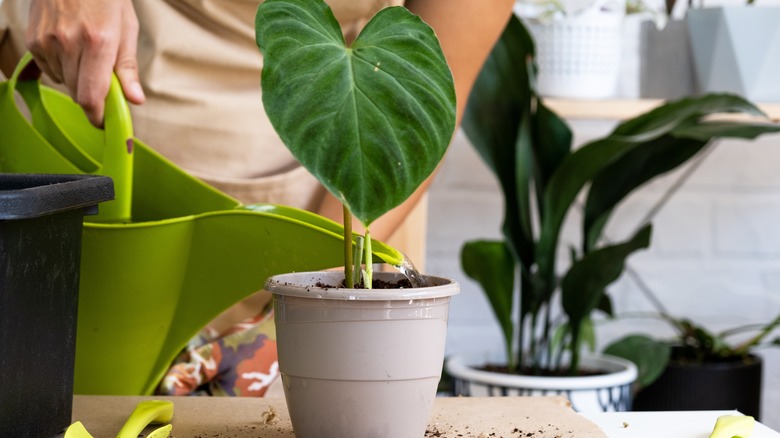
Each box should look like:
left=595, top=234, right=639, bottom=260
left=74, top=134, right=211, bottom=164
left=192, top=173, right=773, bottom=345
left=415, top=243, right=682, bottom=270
left=70, top=395, right=607, bottom=438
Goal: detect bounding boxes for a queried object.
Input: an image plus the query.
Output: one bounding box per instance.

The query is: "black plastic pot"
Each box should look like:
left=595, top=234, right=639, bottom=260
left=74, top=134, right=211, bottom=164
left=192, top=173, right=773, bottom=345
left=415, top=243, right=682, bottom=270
left=632, top=353, right=763, bottom=419
left=0, top=174, right=113, bottom=438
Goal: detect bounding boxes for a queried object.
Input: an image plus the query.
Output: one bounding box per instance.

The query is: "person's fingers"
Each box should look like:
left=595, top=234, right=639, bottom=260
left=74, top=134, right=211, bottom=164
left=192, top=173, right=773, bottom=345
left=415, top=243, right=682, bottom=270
left=26, top=31, right=63, bottom=83
left=26, top=2, right=71, bottom=84
left=60, top=47, right=81, bottom=100
left=24, top=0, right=143, bottom=127
left=76, top=43, right=116, bottom=127
left=114, top=6, right=144, bottom=105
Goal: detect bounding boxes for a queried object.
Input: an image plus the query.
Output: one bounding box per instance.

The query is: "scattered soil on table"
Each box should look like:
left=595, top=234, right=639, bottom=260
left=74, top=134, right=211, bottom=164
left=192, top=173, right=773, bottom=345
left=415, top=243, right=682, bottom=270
left=424, top=423, right=574, bottom=438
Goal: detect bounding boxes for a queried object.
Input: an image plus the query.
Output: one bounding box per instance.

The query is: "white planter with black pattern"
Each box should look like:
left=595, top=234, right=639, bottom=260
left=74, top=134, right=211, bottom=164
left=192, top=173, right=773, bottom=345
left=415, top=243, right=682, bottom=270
left=445, top=352, right=637, bottom=413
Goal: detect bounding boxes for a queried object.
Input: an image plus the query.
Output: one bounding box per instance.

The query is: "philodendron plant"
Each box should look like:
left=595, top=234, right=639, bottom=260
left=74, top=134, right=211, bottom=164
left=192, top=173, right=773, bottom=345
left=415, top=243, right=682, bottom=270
left=255, top=0, right=456, bottom=288
left=461, top=15, right=780, bottom=375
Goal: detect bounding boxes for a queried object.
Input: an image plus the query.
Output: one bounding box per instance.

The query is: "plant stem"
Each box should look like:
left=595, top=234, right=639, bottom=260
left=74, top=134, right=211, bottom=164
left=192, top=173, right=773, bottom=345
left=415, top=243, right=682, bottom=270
left=569, top=322, right=581, bottom=375
left=733, top=313, right=780, bottom=356
left=353, top=235, right=364, bottom=288
left=364, top=227, right=373, bottom=289
left=343, top=205, right=353, bottom=288
left=530, top=312, right=539, bottom=374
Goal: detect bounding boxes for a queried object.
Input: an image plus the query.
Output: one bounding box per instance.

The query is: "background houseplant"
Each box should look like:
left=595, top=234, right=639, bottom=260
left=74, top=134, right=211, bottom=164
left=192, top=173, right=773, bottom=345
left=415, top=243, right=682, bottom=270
left=445, top=13, right=780, bottom=410
left=255, top=0, right=458, bottom=436
left=605, top=289, right=780, bottom=418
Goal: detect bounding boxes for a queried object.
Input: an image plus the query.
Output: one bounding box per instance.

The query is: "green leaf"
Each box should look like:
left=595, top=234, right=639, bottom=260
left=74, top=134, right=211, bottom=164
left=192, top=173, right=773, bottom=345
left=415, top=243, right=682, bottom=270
left=461, top=240, right=516, bottom=364
left=604, top=335, right=671, bottom=387
left=597, top=292, right=613, bottom=317
left=580, top=318, right=596, bottom=353
left=583, top=136, right=708, bottom=251
left=537, top=138, right=637, bottom=282
left=561, top=225, right=652, bottom=333
left=462, top=15, right=536, bottom=268
left=612, top=94, right=767, bottom=142
left=672, top=121, right=780, bottom=142
left=256, top=0, right=456, bottom=225
left=532, top=99, right=572, bottom=200
left=462, top=16, right=534, bottom=177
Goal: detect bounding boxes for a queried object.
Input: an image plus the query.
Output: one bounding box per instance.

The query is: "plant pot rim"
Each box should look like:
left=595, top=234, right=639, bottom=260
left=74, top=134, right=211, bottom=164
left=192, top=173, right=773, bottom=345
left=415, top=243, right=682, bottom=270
left=265, top=271, right=460, bottom=301
left=666, top=353, right=762, bottom=370
left=446, top=351, right=637, bottom=391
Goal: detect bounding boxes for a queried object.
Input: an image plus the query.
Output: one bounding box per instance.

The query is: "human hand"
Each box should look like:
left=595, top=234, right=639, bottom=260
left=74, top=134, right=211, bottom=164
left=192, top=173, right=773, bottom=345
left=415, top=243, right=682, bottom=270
left=26, top=0, right=145, bottom=127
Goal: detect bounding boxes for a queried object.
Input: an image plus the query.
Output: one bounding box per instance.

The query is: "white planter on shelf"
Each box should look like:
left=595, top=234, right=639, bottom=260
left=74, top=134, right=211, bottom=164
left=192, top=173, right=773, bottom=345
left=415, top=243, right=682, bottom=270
left=687, top=7, right=780, bottom=102
left=519, top=0, right=625, bottom=99
left=266, top=271, right=459, bottom=438
left=445, top=351, right=638, bottom=413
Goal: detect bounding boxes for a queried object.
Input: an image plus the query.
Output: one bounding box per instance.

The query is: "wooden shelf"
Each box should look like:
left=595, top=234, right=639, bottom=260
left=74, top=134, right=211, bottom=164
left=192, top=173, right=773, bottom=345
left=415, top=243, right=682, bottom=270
left=544, top=98, right=780, bottom=122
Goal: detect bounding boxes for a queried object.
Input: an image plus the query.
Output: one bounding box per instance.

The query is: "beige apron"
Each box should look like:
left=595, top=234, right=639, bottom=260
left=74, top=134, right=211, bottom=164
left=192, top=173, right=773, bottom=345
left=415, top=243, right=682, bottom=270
left=0, top=0, right=426, bottom=269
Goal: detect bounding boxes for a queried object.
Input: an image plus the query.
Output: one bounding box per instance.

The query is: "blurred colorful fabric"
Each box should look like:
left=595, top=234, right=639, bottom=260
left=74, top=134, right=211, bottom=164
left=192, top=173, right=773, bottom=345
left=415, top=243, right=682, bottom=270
left=157, top=306, right=278, bottom=397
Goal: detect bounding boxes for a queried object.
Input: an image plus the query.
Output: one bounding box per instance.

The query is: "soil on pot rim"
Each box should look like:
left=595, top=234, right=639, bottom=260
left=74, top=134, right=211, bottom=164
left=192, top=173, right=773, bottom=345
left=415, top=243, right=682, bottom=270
left=316, top=278, right=414, bottom=289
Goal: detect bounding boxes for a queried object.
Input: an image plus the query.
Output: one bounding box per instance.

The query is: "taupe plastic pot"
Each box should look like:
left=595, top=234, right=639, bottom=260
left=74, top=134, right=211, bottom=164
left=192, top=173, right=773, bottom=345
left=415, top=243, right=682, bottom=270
left=265, top=271, right=459, bottom=438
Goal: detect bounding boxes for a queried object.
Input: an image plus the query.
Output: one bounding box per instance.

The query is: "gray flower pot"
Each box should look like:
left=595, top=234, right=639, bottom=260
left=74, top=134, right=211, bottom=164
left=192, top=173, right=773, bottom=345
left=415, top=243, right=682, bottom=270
left=687, top=7, right=780, bottom=102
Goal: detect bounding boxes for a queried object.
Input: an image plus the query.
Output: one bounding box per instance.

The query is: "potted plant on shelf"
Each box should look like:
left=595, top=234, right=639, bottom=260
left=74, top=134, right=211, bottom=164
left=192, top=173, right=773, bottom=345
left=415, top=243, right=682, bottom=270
left=255, top=0, right=458, bottom=436
left=514, top=0, right=626, bottom=99
left=444, top=14, right=780, bottom=413
left=605, top=300, right=780, bottom=419
left=686, top=1, right=780, bottom=102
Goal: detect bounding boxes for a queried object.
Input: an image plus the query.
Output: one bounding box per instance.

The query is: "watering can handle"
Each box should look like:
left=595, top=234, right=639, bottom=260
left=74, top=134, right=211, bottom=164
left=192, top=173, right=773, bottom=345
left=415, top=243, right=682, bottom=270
left=10, top=52, right=134, bottom=223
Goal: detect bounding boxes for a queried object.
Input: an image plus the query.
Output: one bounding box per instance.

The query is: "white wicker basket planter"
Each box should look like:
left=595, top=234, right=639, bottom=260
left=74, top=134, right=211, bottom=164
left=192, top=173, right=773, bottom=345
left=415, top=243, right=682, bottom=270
left=522, top=6, right=624, bottom=99
left=445, top=352, right=637, bottom=413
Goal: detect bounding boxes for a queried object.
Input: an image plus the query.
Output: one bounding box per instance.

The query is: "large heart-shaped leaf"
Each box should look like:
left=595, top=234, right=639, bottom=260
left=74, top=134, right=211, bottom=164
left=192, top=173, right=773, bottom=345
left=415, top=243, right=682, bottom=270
left=256, top=0, right=456, bottom=225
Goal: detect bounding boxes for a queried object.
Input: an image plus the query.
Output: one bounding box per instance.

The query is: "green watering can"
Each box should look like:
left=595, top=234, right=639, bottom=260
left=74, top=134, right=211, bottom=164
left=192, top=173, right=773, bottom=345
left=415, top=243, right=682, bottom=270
left=0, top=53, right=403, bottom=395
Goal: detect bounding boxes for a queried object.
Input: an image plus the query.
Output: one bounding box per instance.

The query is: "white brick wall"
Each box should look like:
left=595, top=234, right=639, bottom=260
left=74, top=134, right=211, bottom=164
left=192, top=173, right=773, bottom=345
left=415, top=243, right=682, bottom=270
left=428, top=121, right=780, bottom=428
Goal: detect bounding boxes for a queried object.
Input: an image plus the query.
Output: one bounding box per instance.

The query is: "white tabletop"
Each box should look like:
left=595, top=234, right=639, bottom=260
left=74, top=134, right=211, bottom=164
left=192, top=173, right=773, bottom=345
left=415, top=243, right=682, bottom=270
left=582, top=410, right=780, bottom=438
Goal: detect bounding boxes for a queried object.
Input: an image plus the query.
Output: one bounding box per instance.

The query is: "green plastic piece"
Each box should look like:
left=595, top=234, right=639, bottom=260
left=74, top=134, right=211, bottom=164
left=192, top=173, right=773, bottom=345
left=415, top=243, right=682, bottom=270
left=708, top=415, right=755, bottom=438
left=145, top=424, right=173, bottom=438
left=116, top=400, right=174, bottom=438
left=0, top=54, right=404, bottom=395
left=64, top=422, right=93, bottom=438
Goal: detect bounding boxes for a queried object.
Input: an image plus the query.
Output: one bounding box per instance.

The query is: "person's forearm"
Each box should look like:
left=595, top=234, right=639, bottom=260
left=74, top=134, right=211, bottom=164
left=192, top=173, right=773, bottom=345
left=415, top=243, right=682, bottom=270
left=405, top=0, right=515, bottom=126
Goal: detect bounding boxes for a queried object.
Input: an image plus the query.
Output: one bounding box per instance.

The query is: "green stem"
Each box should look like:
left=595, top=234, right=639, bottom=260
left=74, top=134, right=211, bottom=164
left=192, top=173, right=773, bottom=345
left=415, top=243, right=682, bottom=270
left=569, top=322, right=581, bottom=376
left=732, top=313, right=780, bottom=356
left=343, top=205, right=353, bottom=288
left=364, top=227, right=373, bottom=289
left=353, top=236, right=364, bottom=288
left=529, top=312, right=539, bottom=374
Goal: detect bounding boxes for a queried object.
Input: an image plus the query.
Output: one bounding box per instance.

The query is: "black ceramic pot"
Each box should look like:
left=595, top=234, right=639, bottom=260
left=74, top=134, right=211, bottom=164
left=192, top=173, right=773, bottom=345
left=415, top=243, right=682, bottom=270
left=632, top=353, right=762, bottom=419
